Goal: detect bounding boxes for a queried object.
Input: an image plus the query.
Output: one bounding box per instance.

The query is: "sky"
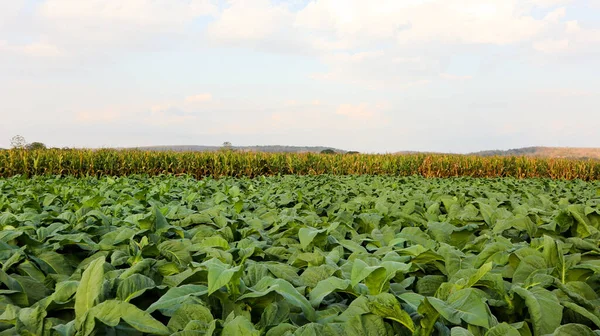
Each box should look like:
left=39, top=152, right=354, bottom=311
left=1, top=0, right=599, bottom=153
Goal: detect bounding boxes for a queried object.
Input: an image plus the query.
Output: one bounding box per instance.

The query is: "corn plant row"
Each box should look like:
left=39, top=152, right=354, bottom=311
left=1, top=149, right=600, bottom=180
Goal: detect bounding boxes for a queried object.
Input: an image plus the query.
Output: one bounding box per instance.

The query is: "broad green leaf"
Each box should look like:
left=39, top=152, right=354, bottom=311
left=309, top=277, right=351, bottom=307
left=74, top=256, right=105, bottom=328
left=415, top=298, right=440, bottom=336
left=146, top=284, right=208, bottom=315
left=428, top=288, right=490, bottom=328
left=513, top=256, right=547, bottom=284
left=484, top=323, right=521, bottom=336
left=343, top=313, right=392, bottom=336
left=451, top=327, right=475, bottom=336
left=367, top=293, right=415, bottom=332
left=16, top=305, right=46, bottom=335
left=351, top=259, right=381, bottom=287
left=81, top=300, right=169, bottom=336
left=221, top=315, right=260, bottom=336
left=561, top=301, right=600, bottom=329
left=167, top=303, right=213, bottom=332
left=238, top=277, right=316, bottom=322
left=512, top=286, right=562, bottom=336
left=259, top=301, right=290, bottom=329
left=546, top=323, right=596, bottom=336
left=159, top=240, right=192, bottom=266
left=204, top=258, right=241, bottom=295
left=116, top=274, right=155, bottom=302
left=298, top=227, right=326, bottom=250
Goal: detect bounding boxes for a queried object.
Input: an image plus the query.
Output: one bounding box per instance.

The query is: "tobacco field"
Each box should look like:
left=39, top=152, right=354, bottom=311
left=0, top=175, right=599, bottom=335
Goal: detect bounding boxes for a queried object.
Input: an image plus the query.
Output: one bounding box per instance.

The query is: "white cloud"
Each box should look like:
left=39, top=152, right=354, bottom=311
left=527, top=0, right=574, bottom=8
left=311, top=50, right=439, bottom=89
left=440, top=73, right=473, bottom=80
left=185, top=93, right=213, bottom=104
left=544, top=7, right=566, bottom=22
left=76, top=109, right=123, bottom=123
left=39, top=0, right=217, bottom=29
left=203, top=0, right=599, bottom=89
left=207, top=0, right=292, bottom=40
left=531, top=20, right=600, bottom=54
left=293, top=0, right=552, bottom=47
left=0, top=41, right=63, bottom=57
left=533, top=38, right=570, bottom=52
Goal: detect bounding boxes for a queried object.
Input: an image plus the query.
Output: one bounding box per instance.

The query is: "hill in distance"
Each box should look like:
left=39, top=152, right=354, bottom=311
left=132, top=145, right=347, bottom=153
left=469, top=146, right=600, bottom=160
left=127, top=145, right=600, bottom=159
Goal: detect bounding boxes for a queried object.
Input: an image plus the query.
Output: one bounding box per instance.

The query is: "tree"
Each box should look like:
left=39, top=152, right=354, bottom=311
left=221, top=142, right=234, bottom=152
left=26, top=142, right=47, bottom=150
left=10, top=135, right=27, bottom=149
left=347, top=151, right=360, bottom=155
left=320, top=149, right=336, bottom=154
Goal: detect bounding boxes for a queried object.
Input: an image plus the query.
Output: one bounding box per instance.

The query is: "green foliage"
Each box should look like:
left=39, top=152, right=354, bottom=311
left=26, top=142, right=47, bottom=151
left=0, top=174, right=598, bottom=335
left=1, top=148, right=600, bottom=180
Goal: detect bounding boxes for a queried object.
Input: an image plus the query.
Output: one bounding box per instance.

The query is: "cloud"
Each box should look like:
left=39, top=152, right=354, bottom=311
left=310, top=50, right=439, bottom=89
left=530, top=20, right=600, bottom=55
left=205, top=0, right=314, bottom=54
left=76, top=109, right=123, bottom=123
left=185, top=93, right=213, bottom=103
left=336, top=103, right=383, bottom=121
left=39, top=0, right=217, bottom=29
left=543, top=7, right=566, bottom=22
left=533, top=38, right=570, bottom=52
left=527, top=0, right=574, bottom=8
left=270, top=101, right=390, bottom=132
left=5, top=0, right=219, bottom=59
left=440, top=73, right=473, bottom=80
left=293, top=0, right=550, bottom=47
left=0, top=41, right=63, bottom=57
left=204, top=0, right=599, bottom=90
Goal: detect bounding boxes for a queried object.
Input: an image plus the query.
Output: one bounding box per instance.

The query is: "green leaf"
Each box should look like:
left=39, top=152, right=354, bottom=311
left=154, top=205, right=170, bottom=232
left=351, top=259, right=381, bottom=287
left=159, top=240, right=192, bottom=266
left=238, top=277, right=316, bottom=322
left=546, top=323, right=596, bottom=336
left=513, top=256, right=547, bottom=284
left=266, top=323, right=297, bottom=336
left=16, top=305, right=46, bottom=336
left=81, top=300, right=169, bottom=336
left=365, top=261, right=411, bottom=295
left=52, top=281, right=79, bottom=304
left=221, top=315, right=260, bottom=336
left=298, top=227, right=326, bottom=250
left=309, top=277, right=351, bottom=307
left=74, top=256, right=106, bottom=328
left=451, top=327, right=475, bottom=336
left=428, top=288, right=490, bottom=328
left=367, top=293, right=415, bottom=332
left=343, top=314, right=392, bottom=336
left=204, top=258, right=241, bottom=295
left=512, top=286, right=562, bottom=336
left=167, top=303, right=213, bottom=332
left=484, top=323, right=521, bottom=336
left=146, top=284, right=208, bottom=315
left=561, top=301, right=600, bottom=329
left=415, top=298, right=440, bottom=336
left=259, top=301, right=290, bottom=329
left=116, top=274, right=155, bottom=302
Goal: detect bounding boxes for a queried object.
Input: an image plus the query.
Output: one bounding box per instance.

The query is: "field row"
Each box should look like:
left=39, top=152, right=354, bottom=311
left=1, top=149, right=600, bottom=180
left=0, top=175, right=599, bottom=335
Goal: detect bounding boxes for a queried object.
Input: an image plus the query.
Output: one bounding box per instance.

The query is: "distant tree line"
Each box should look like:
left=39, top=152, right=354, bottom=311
left=9, top=135, right=47, bottom=150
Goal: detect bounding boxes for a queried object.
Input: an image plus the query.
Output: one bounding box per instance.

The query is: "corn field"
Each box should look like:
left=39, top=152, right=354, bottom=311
left=1, top=148, right=599, bottom=180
